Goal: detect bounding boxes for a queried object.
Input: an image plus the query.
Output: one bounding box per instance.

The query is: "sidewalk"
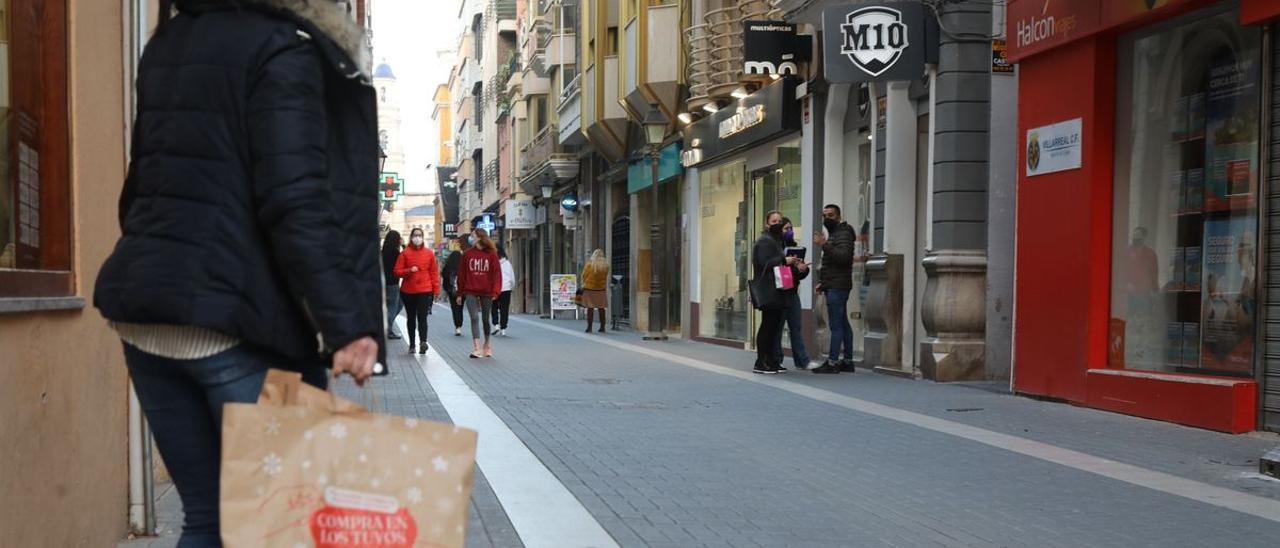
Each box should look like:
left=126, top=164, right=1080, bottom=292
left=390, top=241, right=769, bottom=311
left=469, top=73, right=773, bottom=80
left=119, top=311, right=1280, bottom=547
left=430, top=313, right=1280, bottom=547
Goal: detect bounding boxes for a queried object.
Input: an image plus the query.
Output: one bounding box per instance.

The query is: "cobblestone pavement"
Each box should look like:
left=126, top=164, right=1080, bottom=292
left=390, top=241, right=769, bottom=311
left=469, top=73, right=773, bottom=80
left=123, top=310, right=1280, bottom=547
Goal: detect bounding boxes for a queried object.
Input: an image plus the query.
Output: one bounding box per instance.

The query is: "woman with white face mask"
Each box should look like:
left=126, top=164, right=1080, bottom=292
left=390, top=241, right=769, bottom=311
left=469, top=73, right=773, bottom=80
left=393, top=228, right=441, bottom=354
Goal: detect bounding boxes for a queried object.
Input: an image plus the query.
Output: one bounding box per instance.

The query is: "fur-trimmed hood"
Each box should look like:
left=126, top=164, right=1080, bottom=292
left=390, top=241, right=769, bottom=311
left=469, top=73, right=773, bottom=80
left=177, top=0, right=370, bottom=79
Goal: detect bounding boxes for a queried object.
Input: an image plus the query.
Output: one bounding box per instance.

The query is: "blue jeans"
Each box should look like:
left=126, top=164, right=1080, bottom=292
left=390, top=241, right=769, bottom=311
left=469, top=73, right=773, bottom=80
left=825, top=288, right=853, bottom=361
left=773, top=292, right=810, bottom=367
left=125, top=343, right=326, bottom=547
left=386, top=284, right=403, bottom=336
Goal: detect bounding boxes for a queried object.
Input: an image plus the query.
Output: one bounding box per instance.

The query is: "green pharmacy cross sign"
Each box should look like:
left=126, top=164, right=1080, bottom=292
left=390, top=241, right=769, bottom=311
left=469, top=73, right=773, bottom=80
left=380, top=173, right=404, bottom=202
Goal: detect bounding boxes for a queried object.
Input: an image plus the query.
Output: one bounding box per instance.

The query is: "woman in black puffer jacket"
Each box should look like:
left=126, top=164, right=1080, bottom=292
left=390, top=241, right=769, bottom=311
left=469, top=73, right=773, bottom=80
left=94, top=0, right=383, bottom=543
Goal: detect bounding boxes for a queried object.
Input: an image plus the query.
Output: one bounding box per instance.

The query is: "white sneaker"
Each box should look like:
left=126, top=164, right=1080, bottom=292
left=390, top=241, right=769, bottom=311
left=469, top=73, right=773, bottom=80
left=454, top=327, right=462, bottom=336
left=500, top=329, right=507, bottom=336
left=802, top=361, right=824, bottom=371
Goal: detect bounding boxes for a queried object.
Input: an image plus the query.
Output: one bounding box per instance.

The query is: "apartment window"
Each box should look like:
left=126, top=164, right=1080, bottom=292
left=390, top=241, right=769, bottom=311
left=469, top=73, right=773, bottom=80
left=533, top=96, right=548, bottom=131
left=606, top=27, right=619, bottom=56
left=1, top=0, right=73, bottom=297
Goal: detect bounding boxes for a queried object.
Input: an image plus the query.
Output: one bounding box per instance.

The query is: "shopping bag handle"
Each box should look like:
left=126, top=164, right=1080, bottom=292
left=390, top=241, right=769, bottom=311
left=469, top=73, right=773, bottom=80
left=327, top=369, right=382, bottom=412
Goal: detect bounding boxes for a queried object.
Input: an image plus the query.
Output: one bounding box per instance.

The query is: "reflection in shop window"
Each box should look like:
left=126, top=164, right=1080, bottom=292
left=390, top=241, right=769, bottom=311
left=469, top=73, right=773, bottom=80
left=1, top=0, right=11, bottom=268
left=699, top=161, right=748, bottom=341
left=1111, top=7, right=1261, bottom=377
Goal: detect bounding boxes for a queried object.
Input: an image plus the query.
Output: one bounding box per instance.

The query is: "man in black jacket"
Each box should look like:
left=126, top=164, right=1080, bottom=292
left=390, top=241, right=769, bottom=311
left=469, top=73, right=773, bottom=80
left=813, top=204, right=858, bottom=373
left=441, top=236, right=470, bottom=336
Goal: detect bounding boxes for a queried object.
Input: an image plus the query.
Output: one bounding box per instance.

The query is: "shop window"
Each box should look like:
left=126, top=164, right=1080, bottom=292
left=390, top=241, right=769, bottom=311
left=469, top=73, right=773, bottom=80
left=0, top=0, right=72, bottom=297
left=1111, top=7, right=1261, bottom=376
left=699, top=160, right=748, bottom=341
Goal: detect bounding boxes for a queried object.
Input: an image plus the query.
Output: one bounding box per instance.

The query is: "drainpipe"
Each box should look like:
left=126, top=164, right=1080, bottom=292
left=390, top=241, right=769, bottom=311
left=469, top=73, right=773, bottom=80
left=125, top=0, right=156, bottom=534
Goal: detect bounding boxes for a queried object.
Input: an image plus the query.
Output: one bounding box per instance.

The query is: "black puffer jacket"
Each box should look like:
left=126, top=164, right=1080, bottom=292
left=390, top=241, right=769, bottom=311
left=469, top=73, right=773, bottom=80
left=751, top=232, right=787, bottom=310
left=818, top=221, right=857, bottom=291
left=95, top=0, right=385, bottom=366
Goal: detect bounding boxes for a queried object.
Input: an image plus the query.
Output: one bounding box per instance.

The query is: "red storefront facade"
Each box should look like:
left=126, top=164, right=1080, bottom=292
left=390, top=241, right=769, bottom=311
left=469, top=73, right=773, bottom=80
left=1011, top=0, right=1280, bottom=433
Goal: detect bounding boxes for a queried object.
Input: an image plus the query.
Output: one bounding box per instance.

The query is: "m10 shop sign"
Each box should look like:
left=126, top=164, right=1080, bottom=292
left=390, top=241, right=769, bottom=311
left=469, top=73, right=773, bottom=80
left=841, top=7, right=908, bottom=77
left=823, top=2, right=932, bottom=83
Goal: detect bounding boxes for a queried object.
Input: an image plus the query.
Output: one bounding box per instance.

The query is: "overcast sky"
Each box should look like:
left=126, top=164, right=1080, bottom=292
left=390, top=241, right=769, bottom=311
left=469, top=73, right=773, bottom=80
left=371, top=0, right=460, bottom=194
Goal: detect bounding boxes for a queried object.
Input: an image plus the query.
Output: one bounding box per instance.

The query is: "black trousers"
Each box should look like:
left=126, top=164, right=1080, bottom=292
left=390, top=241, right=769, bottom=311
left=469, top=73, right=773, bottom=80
left=447, top=290, right=465, bottom=328
left=401, top=292, right=434, bottom=345
left=491, top=290, right=512, bottom=329
left=756, top=307, right=785, bottom=367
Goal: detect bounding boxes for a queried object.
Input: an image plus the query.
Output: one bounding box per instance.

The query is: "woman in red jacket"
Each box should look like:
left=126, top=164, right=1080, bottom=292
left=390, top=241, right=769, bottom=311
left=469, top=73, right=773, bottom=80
left=394, top=228, right=441, bottom=355
left=456, top=227, right=503, bottom=358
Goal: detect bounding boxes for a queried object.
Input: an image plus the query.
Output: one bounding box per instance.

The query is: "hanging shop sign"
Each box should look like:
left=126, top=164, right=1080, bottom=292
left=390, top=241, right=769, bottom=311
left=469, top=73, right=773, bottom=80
left=1025, top=118, right=1083, bottom=177
left=743, top=21, right=812, bottom=78
left=472, top=213, right=501, bottom=235
left=560, top=192, right=580, bottom=213
left=379, top=173, right=404, bottom=202
left=822, top=2, right=937, bottom=83
left=442, top=223, right=459, bottom=240
left=685, top=78, right=800, bottom=167
left=506, top=199, right=537, bottom=229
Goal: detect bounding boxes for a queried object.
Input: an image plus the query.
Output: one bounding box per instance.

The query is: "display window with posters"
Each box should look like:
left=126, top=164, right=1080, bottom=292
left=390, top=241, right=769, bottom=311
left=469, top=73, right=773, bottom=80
left=1110, top=4, right=1261, bottom=377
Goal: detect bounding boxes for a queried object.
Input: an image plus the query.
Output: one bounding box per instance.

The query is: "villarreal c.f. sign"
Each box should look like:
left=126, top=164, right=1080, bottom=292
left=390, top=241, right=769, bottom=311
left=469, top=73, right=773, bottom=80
left=823, top=2, right=934, bottom=83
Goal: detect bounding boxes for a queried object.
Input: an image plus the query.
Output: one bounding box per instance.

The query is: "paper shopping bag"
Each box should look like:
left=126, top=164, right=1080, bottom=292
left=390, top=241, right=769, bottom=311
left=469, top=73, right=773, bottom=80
left=221, top=370, right=479, bottom=547
left=772, top=265, right=795, bottom=290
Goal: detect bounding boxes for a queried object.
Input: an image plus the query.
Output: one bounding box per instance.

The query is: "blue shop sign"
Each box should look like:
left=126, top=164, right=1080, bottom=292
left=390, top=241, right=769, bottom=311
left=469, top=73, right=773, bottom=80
left=560, top=192, right=580, bottom=212
left=627, top=142, right=683, bottom=194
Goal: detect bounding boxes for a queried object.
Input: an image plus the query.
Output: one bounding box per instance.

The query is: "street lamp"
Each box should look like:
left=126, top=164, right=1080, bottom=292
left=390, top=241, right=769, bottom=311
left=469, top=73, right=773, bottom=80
left=642, top=104, right=668, bottom=341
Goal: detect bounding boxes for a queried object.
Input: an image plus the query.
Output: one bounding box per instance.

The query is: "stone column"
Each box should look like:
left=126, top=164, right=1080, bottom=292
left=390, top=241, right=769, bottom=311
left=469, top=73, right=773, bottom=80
left=920, top=3, right=992, bottom=381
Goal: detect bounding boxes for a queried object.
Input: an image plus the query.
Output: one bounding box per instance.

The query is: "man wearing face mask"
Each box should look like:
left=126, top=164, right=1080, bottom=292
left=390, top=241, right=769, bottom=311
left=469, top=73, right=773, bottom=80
left=813, top=204, right=858, bottom=374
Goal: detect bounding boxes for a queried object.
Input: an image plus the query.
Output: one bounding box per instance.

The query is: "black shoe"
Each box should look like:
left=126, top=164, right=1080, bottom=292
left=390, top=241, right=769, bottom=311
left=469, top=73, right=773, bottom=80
left=812, top=361, right=841, bottom=374
left=419, top=344, right=428, bottom=355
left=752, top=361, right=780, bottom=375
left=407, top=343, right=416, bottom=354
left=838, top=359, right=857, bottom=373
left=388, top=332, right=402, bottom=340
left=775, top=363, right=789, bottom=372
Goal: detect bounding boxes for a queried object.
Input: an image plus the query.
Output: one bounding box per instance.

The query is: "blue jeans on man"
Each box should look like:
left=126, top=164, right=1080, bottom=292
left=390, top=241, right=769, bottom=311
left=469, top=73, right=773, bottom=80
left=825, top=288, right=854, bottom=362
left=125, top=344, right=326, bottom=547
left=772, top=292, right=811, bottom=368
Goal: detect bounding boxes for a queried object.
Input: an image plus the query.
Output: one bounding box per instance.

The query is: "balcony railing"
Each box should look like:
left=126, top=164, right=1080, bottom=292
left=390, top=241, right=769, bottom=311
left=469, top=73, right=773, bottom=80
left=520, top=125, right=556, bottom=177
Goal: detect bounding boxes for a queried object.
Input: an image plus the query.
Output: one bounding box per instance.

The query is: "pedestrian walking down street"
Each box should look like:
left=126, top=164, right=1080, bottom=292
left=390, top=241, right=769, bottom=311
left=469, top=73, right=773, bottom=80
left=491, top=248, right=515, bottom=336
left=93, top=0, right=384, bottom=543
left=442, top=236, right=469, bottom=336
left=382, top=230, right=405, bottom=340
left=772, top=218, right=821, bottom=371
left=581, top=249, right=610, bottom=333
left=394, top=227, right=441, bottom=355
left=457, top=228, right=503, bottom=358
left=813, top=204, right=858, bottom=374
left=751, top=211, right=798, bottom=374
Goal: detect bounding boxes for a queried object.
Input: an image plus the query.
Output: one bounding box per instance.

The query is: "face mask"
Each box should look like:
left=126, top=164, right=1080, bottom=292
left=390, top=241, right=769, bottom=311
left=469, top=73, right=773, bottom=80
left=783, top=228, right=794, bottom=241
left=823, top=217, right=839, bottom=231
left=467, top=235, right=475, bottom=246
left=768, top=223, right=784, bottom=236
left=411, top=236, right=424, bottom=246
